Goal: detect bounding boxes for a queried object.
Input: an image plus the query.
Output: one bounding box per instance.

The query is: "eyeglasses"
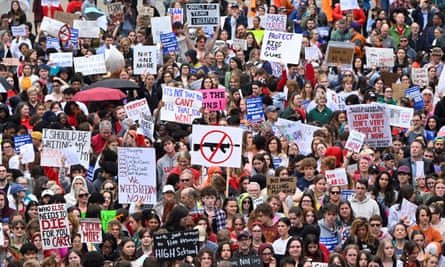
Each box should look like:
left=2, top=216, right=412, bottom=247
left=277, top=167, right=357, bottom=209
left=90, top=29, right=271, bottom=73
left=243, top=200, right=251, bottom=204
left=181, top=179, right=190, bottom=182
left=400, top=39, right=408, bottom=42
left=330, top=191, right=341, bottom=195
left=78, top=193, right=89, bottom=198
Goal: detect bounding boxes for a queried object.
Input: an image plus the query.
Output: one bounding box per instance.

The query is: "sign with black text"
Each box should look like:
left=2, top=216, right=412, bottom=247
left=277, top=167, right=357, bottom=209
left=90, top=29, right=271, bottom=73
left=186, top=4, right=220, bottom=27
left=154, top=230, right=199, bottom=260
left=38, top=204, right=71, bottom=250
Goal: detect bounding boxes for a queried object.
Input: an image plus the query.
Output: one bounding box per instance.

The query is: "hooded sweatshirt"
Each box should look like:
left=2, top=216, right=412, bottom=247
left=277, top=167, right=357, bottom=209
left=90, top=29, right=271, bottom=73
left=318, top=218, right=341, bottom=252
left=64, top=176, right=88, bottom=207
left=350, top=193, right=381, bottom=220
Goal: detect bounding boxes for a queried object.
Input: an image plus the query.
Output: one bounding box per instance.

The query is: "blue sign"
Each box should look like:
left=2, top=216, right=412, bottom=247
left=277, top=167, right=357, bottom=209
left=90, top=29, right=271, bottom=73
left=246, top=97, right=264, bottom=123
left=66, top=28, right=79, bottom=49
left=404, top=86, right=424, bottom=111
left=13, top=134, right=32, bottom=154
left=160, top=32, right=179, bottom=54
left=47, top=37, right=61, bottom=50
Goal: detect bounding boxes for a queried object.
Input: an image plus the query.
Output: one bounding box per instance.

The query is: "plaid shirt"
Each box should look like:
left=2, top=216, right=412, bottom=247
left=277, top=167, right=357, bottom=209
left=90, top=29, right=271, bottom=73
left=198, top=208, right=227, bottom=233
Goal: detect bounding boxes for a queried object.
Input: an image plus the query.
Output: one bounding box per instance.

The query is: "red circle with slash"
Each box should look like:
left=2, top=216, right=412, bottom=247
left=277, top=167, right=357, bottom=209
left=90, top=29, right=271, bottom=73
left=199, top=130, right=234, bottom=164
left=58, top=24, right=71, bottom=42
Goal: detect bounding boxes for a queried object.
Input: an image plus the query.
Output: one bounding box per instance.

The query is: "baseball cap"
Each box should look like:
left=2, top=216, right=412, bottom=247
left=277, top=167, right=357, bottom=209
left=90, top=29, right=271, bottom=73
left=397, top=165, right=411, bottom=174
left=162, top=185, right=175, bottom=194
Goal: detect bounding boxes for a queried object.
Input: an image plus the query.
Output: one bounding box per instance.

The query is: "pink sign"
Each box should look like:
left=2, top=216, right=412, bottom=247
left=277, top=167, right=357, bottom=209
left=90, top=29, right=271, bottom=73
left=201, top=88, right=226, bottom=111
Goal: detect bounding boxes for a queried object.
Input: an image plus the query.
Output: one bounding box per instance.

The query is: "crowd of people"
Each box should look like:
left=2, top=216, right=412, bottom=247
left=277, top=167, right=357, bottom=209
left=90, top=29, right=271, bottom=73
left=1, top=0, right=445, bottom=267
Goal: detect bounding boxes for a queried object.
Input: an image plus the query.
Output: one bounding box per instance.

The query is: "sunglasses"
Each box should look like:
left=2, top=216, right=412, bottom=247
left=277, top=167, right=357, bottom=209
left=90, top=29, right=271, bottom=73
left=104, top=187, right=114, bottom=190
left=330, top=191, right=341, bottom=195
left=79, top=193, right=89, bottom=198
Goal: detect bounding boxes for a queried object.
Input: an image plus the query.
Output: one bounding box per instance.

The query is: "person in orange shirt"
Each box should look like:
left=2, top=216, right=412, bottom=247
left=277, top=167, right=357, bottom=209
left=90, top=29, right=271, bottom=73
left=410, top=205, right=443, bottom=246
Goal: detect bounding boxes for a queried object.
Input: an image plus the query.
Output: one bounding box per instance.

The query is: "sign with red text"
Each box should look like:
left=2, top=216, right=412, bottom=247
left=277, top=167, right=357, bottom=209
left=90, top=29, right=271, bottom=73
left=168, top=8, right=183, bottom=23
left=365, top=47, right=394, bottom=67
left=38, top=204, right=71, bottom=250
left=133, top=45, right=157, bottom=75
left=161, top=87, right=202, bottom=125
left=260, top=31, right=302, bottom=64
left=411, top=68, right=429, bottom=86
left=201, top=88, right=226, bottom=111
left=107, top=2, right=124, bottom=24
left=387, top=105, right=414, bottom=128
left=345, top=130, right=365, bottom=153
left=264, top=14, right=286, bottom=32
left=118, top=147, right=156, bottom=204
left=325, top=168, right=348, bottom=186
left=124, top=98, right=151, bottom=121
left=346, top=104, right=392, bottom=148
left=80, top=219, right=102, bottom=243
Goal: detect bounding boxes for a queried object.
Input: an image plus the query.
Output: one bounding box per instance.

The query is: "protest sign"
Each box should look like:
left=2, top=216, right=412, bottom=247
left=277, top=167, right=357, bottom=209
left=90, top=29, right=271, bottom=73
left=392, top=83, right=410, bottom=100
left=49, top=52, right=73, bottom=67
left=325, top=41, right=355, bottom=67
left=313, top=263, right=328, bottom=267
left=416, top=161, right=425, bottom=178
left=260, top=31, right=303, bottom=64
left=118, top=147, right=156, bottom=204
left=14, top=134, right=34, bottom=163
left=227, top=256, right=262, bottom=267
left=278, top=121, right=321, bottom=155
left=246, top=97, right=264, bottom=122
left=137, top=6, right=154, bottom=27
left=387, top=105, right=414, bottom=128
left=411, top=68, right=428, bottom=86
left=191, top=125, right=242, bottom=168
left=41, top=129, right=91, bottom=168
left=365, top=47, right=395, bottom=67
left=38, top=204, right=71, bottom=250
left=101, top=210, right=116, bottom=233
left=201, top=88, right=226, bottom=111
left=264, top=14, right=286, bottom=32
left=1, top=58, right=19, bottom=66
left=54, top=11, right=80, bottom=26
left=160, top=32, right=179, bottom=54
left=154, top=230, right=199, bottom=260
left=42, top=0, right=59, bottom=6
left=79, top=219, right=102, bottom=243
left=11, top=25, right=26, bottom=37
left=405, top=86, right=424, bottom=111
left=325, top=168, right=348, bottom=186
left=73, top=20, right=100, bottom=38
left=340, top=0, right=359, bottom=10
left=46, top=37, right=61, bottom=49
left=267, top=176, right=297, bottom=196
left=305, top=46, right=319, bottom=60
left=73, top=55, right=106, bottom=75
left=186, top=4, right=220, bottom=27
left=233, top=38, right=247, bottom=51
left=346, top=104, right=392, bottom=148
left=400, top=198, right=417, bottom=226
left=65, top=28, right=79, bottom=49
left=40, top=17, right=65, bottom=37
left=189, top=78, right=203, bottom=90
left=14, top=134, right=32, bottom=154
left=151, top=16, right=173, bottom=43
left=124, top=98, right=151, bottom=121
left=139, top=112, right=154, bottom=140
left=381, top=72, right=399, bottom=86
left=107, top=2, right=124, bottom=24
left=168, top=8, right=183, bottom=23
left=161, top=87, right=202, bottom=124
left=344, top=130, right=365, bottom=153
left=133, top=46, right=157, bottom=75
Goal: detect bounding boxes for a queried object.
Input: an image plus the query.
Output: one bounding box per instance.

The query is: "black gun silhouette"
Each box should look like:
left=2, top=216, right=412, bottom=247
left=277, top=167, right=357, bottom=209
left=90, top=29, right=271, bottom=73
left=193, top=142, right=240, bottom=153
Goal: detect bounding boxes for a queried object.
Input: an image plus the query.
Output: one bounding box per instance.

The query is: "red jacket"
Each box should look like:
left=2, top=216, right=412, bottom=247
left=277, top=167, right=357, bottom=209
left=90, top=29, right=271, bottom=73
left=332, top=4, right=366, bottom=25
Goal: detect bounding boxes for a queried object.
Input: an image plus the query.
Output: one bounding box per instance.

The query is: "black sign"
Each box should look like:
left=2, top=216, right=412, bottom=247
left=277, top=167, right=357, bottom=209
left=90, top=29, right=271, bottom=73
left=227, top=256, right=263, bottom=267
left=154, top=230, right=199, bottom=260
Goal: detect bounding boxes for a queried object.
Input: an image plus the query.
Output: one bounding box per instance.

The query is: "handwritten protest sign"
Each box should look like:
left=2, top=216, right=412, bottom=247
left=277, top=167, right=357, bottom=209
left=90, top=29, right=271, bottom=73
left=1, top=58, right=19, bottom=66
left=305, top=46, right=319, bottom=60
left=191, top=125, right=242, bottom=168
left=73, top=55, right=106, bottom=75
left=340, top=0, right=359, bottom=10
left=151, top=16, right=173, bottom=43
left=154, top=230, right=199, bottom=260
left=139, top=112, right=154, bottom=140
left=49, top=52, right=73, bottom=67
left=346, top=104, right=392, bottom=148
left=124, top=98, right=151, bottom=121
left=38, top=204, right=71, bottom=250
left=392, top=83, right=410, bottom=100
left=41, top=129, right=91, bottom=168
left=201, top=88, right=226, bottom=111
left=160, top=32, right=179, bottom=54
left=186, top=4, right=220, bottom=27
left=161, top=87, right=202, bottom=124
left=54, top=11, right=80, bottom=26
left=133, top=46, right=157, bottom=75
left=264, top=14, right=286, bottom=32
left=80, top=219, right=102, bottom=243
left=345, top=130, right=365, bottom=153
left=73, top=20, right=100, bottom=38
left=400, top=198, right=418, bottom=226
left=278, top=121, right=320, bottom=155
left=11, top=25, right=26, bottom=37
left=101, top=210, right=116, bottom=233
left=260, top=31, right=303, bottom=64
left=227, top=256, right=262, bottom=267
left=411, top=68, right=428, bottom=86
left=107, top=2, right=124, bottom=24
left=325, top=168, right=348, bottom=186
left=40, top=17, right=65, bottom=37
left=267, top=176, right=297, bottom=196
left=233, top=38, right=247, bottom=51
left=365, top=47, right=395, bottom=67
left=118, top=147, right=156, bottom=204
left=246, top=97, right=264, bottom=122
left=168, top=8, right=183, bottom=23
left=325, top=41, right=355, bottom=67
left=387, top=105, right=414, bottom=128
left=42, top=0, right=59, bottom=6
left=137, top=6, right=154, bottom=27
left=405, top=86, right=424, bottom=111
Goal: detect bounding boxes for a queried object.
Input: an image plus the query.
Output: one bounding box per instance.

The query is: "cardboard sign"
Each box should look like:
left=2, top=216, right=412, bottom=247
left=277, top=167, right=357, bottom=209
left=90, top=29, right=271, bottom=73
left=107, top=2, right=124, bottom=24
left=201, top=88, right=226, bottom=111
left=345, top=130, right=365, bottom=153
left=246, top=96, right=264, bottom=123
left=365, top=47, right=395, bottom=67
left=191, top=125, right=242, bottom=168
left=161, top=87, right=202, bottom=125
left=346, top=104, right=392, bottom=148
left=100, top=210, right=116, bottom=233
left=387, top=105, right=414, bottom=128
left=264, top=14, right=287, bottom=32
left=54, top=11, right=80, bottom=26
left=325, top=168, right=348, bottom=186
left=124, top=98, right=151, bottom=121
left=340, top=0, right=358, bottom=10
left=11, top=25, right=26, bottom=37
left=137, top=6, right=154, bottom=27
left=260, top=31, right=303, bottom=64
left=133, top=46, right=157, bottom=75
left=186, top=4, right=220, bottom=27
left=392, top=83, right=410, bottom=100
left=151, top=16, right=173, bottom=43
left=411, top=68, right=429, bottom=86
left=233, top=38, right=247, bottom=51
left=325, top=41, right=355, bottom=67
left=73, top=20, right=100, bottom=38
left=41, top=129, right=91, bottom=168
left=160, top=32, right=179, bottom=54
left=154, top=230, right=199, bottom=260
left=42, top=0, right=59, bottom=6
left=38, top=204, right=71, bottom=250
left=266, top=176, right=297, bottom=196
left=277, top=121, right=321, bottom=155
left=227, top=256, right=263, bottom=267
left=405, top=86, right=424, bottom=111
left=168, top=8, right=183, bottom=23
left=118, top=147, right=156, bottom=204
left=1, top=58, right=19, bottom=66
left=49, top=52, right=73, bottom=67
left=79, top=219, right=102, bottom=243
left=73, top=55, right=106, bottom=75
left=40, top=17, right=65, bottom=37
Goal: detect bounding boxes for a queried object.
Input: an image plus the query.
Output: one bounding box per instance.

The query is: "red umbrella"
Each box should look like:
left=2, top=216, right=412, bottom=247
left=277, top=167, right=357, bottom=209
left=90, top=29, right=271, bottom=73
left=72, top=87, right=127, bottom=102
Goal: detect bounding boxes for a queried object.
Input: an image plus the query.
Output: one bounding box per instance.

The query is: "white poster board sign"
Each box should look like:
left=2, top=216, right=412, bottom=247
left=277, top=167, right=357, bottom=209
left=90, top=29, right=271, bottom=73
left=400, top=198, right=418, bottom=226
left=411, top=68, right=429, bottom=86
left=325, top=168, right=348, bottom=186
left=74, top=55, right=106, bottom=75
left=186, top=4, right=220, bottom=27
left=260, top=30, right=303, bottom=64
left=133, top=46, right=157, bottom=75
left=340, top=0, right=359, bottom=10
left=73, top=20, right=100, bottom=38
left=151, top=16, right=173, bottom=43
left=40, top=17, right=65, bottom=37
left=124, top=98, right=151, bottom=121
left=277, top=121, right=321, bottom=155
left=365, top=47, right=395, bottom=67
left=49, top=52, right=73, bottom=67
left=344, top=130, right=365, bottom=153
left=160, top=87, right=202, bottom=125
left=387, top=105, right=414, bottom=128
left=38, top=204, right=71, bottom=250
left=264, top=14, right=287, bottom=32
left=11, top=25, right=26, bottom=36
left=42, top=0, right=60, bottom=6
